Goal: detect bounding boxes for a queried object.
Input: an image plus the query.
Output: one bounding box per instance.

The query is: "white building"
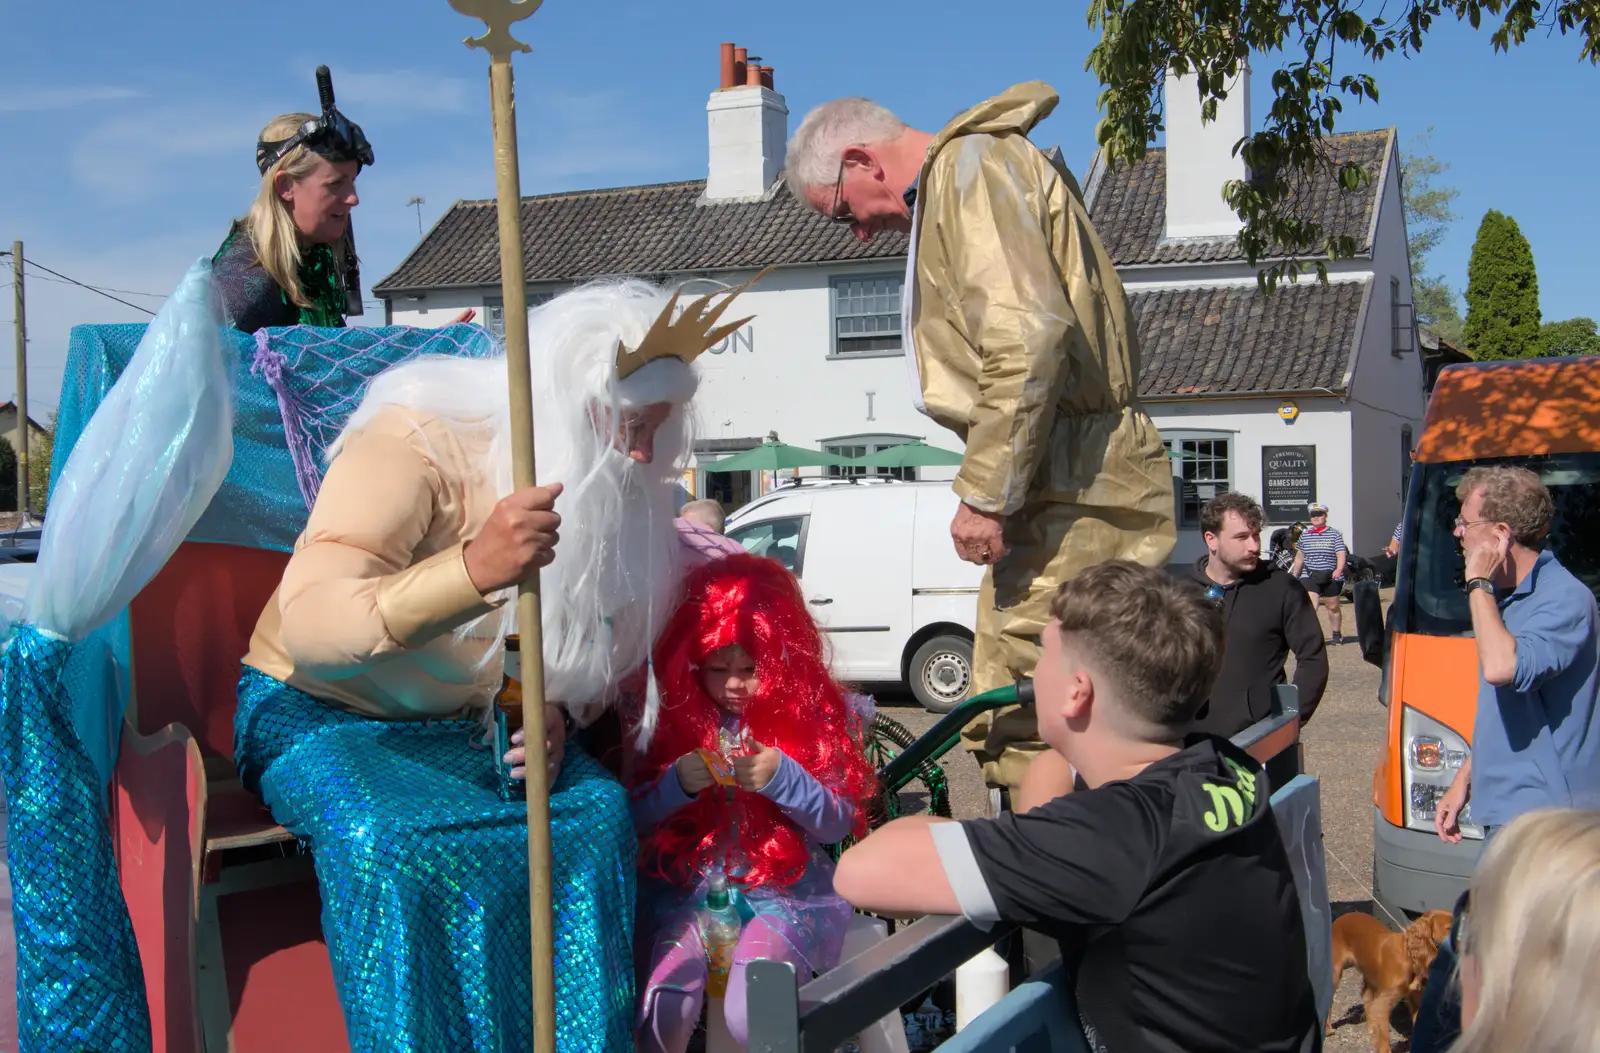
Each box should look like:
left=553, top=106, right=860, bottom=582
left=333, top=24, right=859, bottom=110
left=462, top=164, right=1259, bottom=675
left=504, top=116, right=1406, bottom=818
left=376, top=50, right=1427, bottom=560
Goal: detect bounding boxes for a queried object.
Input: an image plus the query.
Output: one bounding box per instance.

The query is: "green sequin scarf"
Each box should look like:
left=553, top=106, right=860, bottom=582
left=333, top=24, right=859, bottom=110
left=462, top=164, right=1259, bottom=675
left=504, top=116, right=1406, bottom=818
left=294, top=243, right=347, bottom=327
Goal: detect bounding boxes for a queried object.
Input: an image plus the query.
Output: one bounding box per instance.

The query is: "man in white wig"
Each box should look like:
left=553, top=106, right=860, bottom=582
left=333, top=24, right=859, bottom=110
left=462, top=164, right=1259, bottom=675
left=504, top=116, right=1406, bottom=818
left=232, top=279, right=754, bottom=1052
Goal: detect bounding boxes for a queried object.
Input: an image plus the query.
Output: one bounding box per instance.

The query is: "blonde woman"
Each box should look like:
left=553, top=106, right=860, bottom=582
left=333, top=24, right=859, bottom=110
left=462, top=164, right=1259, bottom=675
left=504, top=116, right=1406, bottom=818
left=212, top=66, right=372, bottom=332
left=1448, top=808, right=1600, bottom=1053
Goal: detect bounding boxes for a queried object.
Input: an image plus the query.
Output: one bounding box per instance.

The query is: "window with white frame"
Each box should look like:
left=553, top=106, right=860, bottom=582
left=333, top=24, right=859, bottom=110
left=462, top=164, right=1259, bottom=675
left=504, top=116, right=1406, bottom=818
left=822, top=433, right=921, bottom=481
left=831, top=275, right=903, bottom=356
left=483, top=291, right=557, bottom=339
left=1162, top=432, right=1233, bottom=528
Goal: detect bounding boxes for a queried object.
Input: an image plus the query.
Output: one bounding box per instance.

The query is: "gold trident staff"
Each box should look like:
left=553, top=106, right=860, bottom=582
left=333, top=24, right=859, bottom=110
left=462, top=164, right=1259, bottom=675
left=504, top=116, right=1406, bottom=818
left=447, top=1, right=555, bottom=1050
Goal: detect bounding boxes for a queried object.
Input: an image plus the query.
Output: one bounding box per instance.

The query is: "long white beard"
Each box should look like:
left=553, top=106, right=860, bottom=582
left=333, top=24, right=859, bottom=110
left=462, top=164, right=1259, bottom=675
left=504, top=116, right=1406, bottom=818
left=532, top=442, right=685, bottom=716
left=335, top=278, right=696, bottom=723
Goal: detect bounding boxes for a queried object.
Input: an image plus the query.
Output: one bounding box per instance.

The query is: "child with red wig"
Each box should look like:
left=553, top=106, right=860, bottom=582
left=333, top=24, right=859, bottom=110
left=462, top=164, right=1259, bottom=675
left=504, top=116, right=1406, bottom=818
left=624, top=553, right=877, bottom=1053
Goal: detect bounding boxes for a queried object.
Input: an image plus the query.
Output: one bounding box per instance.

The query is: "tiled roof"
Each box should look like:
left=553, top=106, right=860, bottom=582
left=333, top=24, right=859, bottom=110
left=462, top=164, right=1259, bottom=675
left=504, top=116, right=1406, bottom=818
left=373, top=180, right=908, bottom=293
left=1085, top=129, right=1393, bottom=266
left=1131, top=279, right=1369, bottom=396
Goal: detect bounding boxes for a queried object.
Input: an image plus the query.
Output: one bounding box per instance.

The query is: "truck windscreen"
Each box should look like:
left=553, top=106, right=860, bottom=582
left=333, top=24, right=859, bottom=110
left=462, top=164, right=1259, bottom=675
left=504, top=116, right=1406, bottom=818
left=1405, top=453, right=1600, bottom=636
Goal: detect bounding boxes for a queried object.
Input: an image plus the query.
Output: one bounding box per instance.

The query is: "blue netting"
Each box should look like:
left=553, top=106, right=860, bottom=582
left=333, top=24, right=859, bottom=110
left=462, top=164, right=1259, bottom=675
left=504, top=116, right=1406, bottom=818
left=52, top=322, right=500, bottom=552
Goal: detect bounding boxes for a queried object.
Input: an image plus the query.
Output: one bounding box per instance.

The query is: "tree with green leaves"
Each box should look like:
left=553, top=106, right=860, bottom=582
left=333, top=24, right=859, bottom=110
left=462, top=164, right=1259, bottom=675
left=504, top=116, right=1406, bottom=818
left=1540, top=317, right=1600, bottom=357
left=1464, top=210, right=1542, bottom=360
left=1401, top=130, right=1465, bottom=346
left=1087, top=0, right=1598, bottom=288
left=0, top=437, right=16, bottom=513
left=27, top=414, right=53, bottom=515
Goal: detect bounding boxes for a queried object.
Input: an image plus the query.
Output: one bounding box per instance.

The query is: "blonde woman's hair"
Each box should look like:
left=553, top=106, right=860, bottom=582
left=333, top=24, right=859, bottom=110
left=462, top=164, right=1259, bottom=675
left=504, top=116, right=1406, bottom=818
left=1452, top=808, right=1600, bottom=1053
left=246, top=112, right=323, bottom=309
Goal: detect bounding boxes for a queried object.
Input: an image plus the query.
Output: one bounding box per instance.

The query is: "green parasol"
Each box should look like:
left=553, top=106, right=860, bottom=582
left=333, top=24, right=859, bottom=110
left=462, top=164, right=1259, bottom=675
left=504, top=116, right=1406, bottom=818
left=701, top=441, right=849, bottom=473
left=853, top=441, right=965, bottom=468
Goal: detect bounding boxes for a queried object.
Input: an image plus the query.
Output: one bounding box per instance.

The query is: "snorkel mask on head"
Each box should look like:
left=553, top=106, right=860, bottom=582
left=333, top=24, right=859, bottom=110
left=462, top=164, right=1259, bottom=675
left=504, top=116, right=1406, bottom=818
left=256, top=66, right=374, bottom=174
left=256, top=66, right=373, bottom=317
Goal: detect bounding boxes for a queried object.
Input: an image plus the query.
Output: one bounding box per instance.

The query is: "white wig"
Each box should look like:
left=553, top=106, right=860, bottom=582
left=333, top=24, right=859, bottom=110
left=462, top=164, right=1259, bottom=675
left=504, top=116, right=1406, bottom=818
left=334, top=279, right=694, bottom=735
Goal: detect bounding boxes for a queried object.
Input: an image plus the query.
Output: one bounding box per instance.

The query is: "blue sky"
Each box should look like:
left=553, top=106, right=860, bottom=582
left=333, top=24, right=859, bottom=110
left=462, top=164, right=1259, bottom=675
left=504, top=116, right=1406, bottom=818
left=1, top=0, right=1595, bottom=415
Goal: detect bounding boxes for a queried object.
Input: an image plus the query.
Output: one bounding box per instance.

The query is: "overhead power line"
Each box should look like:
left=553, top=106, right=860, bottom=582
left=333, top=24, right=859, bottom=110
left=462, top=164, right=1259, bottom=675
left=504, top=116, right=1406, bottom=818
left=21, top=257, right=156, bottom=316
left=26, top=271, right=163, bottom=300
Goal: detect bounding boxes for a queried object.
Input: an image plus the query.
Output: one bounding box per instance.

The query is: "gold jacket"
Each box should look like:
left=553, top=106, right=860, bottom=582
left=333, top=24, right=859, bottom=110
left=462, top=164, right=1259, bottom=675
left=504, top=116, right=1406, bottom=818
left=905, top=81, right=1175, bottom=546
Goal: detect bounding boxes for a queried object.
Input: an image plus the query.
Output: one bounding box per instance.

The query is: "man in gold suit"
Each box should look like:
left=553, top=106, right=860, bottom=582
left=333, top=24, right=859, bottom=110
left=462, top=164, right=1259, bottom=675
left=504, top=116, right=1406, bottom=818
left=788, top=83, right=1176, bottom=796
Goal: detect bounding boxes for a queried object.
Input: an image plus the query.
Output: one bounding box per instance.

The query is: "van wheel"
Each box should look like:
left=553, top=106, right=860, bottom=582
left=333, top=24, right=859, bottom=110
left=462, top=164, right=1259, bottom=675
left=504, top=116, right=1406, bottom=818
left=909, top=635, right=974, bottom=714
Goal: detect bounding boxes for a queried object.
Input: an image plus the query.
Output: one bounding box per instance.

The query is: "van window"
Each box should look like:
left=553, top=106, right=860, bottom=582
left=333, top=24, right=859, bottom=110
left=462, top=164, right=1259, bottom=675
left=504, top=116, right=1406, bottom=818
left=728, top=516, right=808, bottom=575
left=1406, top=453, right=1600, bottom=635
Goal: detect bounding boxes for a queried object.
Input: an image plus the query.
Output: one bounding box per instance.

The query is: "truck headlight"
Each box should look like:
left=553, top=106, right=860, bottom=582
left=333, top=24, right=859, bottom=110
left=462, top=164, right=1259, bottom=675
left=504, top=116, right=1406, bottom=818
left=1402, top=705, right=1482, bottom=839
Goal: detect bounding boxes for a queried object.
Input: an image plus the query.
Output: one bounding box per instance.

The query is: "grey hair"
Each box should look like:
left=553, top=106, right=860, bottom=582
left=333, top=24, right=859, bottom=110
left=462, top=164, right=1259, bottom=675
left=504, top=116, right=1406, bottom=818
left=679, top=498, right=726, bottom=533
left=785, top=97, right=907, bottom=199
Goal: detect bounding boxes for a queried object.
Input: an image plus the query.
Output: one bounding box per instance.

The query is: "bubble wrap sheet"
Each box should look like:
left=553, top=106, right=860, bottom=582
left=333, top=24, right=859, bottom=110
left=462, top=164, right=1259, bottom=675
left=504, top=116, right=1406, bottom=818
left=234, top=667, right=636, bottom=1052
left=0, top=625, right=150, bottom=1052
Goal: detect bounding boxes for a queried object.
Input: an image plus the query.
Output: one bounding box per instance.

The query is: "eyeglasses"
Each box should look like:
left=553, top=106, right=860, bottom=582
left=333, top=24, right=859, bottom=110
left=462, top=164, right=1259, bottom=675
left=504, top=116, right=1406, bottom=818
left=1454, top=517, right=1495, bottom=531
left=828, top=150, right=857, bottom=225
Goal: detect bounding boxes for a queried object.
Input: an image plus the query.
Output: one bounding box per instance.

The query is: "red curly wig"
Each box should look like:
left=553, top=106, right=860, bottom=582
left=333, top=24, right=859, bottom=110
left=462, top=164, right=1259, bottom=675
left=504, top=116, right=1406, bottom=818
left=627, top=553, right=876, bottom=890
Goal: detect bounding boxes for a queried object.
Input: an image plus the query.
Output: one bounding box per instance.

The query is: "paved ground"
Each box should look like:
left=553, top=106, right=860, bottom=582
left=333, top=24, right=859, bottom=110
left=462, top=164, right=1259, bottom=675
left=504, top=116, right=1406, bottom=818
left=876, top=596, right=1411, bottom=1052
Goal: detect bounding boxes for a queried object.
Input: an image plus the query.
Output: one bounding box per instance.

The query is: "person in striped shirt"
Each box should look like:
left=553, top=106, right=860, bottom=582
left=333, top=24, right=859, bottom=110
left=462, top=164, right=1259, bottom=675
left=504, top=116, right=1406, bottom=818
left=1385, top=521, right=1403, bottom=558
left=1290, top=503, right=1350, bottom=643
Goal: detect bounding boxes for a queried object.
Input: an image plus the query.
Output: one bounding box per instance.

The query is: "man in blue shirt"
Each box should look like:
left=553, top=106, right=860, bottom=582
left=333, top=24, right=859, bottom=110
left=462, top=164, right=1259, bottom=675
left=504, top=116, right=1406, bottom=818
left=1435, top=465, right=1600, bottom=839
left=1413, top=465, right=1600, bottom=1053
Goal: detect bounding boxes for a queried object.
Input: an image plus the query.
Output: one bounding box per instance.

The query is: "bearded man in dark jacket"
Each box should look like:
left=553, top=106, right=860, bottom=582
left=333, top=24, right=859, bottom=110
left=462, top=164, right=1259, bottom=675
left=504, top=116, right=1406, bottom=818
left=1189, top=492, right=1329, bottom=737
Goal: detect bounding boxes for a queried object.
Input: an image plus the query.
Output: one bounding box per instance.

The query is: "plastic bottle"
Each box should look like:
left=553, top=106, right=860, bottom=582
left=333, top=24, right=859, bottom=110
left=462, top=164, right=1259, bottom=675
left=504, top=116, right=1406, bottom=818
left=700, top=868, right=743, bottom=1053
left=954, top=945, right=1009, bottom=1031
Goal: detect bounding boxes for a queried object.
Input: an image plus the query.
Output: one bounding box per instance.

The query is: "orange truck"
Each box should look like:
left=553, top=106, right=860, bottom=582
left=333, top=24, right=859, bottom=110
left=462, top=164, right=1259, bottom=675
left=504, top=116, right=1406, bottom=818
left=1357, top=353, right=1600, bottom=919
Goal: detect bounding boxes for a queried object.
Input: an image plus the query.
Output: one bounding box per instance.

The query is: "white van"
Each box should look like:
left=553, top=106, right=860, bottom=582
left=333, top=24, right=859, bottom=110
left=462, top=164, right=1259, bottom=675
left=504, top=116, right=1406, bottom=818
left=724, top=479, right=983, bottom=712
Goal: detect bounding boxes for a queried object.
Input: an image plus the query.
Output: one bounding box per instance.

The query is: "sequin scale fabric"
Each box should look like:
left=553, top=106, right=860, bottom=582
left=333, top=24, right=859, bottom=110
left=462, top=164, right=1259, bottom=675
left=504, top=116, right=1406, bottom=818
left=233, top=667, right=636, bottom=1052
left=0, top=625, right=152, bottom=1052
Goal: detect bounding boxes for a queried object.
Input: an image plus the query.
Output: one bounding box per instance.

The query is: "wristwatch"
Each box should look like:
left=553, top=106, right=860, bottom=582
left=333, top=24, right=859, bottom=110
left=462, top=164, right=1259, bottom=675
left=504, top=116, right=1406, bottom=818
left=1465, top=577, right=1496, bottom=598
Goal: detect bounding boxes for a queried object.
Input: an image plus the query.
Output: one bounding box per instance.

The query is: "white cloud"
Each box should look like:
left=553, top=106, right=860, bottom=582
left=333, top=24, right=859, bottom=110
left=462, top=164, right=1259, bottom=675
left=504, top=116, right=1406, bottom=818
left=69, top=106, right=260, bottom=203
left=0, top=85, right=144, bottom=113
left=334, top=70, right=475, bottom=116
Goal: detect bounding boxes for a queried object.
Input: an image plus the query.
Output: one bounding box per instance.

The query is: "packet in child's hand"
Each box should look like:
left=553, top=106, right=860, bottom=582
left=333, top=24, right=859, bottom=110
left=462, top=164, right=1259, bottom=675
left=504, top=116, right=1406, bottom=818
left=696, top=748, right=738, bottom=787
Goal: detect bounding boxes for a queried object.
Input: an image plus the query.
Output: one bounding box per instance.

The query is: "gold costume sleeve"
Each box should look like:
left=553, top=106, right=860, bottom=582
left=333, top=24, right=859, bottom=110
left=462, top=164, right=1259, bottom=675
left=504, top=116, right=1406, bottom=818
left=938, top=134, right=1075, bottom=517
left=277, top=427, right=499, bottom=674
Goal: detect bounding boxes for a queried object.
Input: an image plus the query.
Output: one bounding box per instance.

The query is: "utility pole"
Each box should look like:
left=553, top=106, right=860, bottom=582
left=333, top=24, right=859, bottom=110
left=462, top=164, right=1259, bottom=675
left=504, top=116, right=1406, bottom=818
left=11, top=241, right=27, bottom=522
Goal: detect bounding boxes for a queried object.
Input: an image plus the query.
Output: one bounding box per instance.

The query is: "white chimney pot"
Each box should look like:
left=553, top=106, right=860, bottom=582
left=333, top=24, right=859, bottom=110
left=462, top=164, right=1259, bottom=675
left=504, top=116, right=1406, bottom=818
left=706, top=85, right=788, bottom=202
left=1163, top=66, right=1251, bottom=240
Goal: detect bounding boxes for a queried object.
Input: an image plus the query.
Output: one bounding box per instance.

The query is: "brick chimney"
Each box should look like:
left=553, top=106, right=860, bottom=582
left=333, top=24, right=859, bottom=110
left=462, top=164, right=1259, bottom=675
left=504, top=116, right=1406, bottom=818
left=705, top=42, right=788, bottom=202
left=1163, top=65, right=1250, bottom=240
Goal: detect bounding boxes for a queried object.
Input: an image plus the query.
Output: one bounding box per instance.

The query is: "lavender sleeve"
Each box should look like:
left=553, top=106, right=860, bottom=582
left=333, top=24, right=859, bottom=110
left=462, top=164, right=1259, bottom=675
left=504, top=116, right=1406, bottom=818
left=760, top=752, right=858, bottom=843
left=630, top=767, right=696, bottom=831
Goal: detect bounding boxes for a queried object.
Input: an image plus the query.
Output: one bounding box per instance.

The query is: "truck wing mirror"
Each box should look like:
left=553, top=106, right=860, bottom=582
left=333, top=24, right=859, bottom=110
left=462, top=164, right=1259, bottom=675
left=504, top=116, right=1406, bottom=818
left=1352, top=580, right=1387, bottom=668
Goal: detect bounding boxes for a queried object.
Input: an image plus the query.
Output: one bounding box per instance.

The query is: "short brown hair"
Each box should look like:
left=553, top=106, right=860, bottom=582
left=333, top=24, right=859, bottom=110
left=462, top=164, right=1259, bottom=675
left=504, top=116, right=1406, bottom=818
left=1048, top=561, right=1224, bottom=735
left=1200, top=492, right=1264, bottom=538
left=1457, top=466, right=1553, bottom=548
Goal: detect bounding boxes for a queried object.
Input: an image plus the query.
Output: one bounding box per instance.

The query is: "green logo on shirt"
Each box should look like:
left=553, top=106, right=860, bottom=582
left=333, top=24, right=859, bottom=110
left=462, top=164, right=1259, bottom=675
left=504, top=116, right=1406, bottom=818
left=1200, top=758, right=1259, bottom=833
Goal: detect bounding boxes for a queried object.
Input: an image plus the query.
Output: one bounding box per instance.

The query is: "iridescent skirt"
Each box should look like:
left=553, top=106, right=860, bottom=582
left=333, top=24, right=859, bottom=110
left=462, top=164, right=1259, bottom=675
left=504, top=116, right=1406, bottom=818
left=233, top=667, right=636, bottom=1052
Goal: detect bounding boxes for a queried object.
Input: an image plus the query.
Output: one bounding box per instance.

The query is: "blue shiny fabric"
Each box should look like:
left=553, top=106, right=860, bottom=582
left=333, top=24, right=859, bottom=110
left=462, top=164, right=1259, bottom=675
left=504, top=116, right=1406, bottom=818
left=0, top=625, right=150, bottom=1052
left=234, top=667, right=636, bottom=1052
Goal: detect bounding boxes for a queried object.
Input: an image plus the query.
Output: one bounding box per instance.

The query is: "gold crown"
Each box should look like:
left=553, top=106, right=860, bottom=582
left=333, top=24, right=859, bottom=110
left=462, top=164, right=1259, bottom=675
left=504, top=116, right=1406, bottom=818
left=615, top=267, right=772, bottom=380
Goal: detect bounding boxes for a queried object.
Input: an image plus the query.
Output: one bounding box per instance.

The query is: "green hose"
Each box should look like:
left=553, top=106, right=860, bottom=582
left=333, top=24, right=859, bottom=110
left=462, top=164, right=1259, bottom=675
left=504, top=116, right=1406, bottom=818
left=877, top=681, right=1034, bottom=796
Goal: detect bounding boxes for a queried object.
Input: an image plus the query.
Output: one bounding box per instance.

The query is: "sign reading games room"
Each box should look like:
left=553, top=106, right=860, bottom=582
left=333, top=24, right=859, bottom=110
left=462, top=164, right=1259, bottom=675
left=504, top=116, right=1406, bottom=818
left=1262, top=446, right=1317, bottom=523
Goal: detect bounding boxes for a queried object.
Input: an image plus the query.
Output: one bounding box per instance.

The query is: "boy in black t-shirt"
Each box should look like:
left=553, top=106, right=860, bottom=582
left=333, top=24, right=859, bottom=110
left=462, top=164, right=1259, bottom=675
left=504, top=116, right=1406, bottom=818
left=834, top=561, right=1320, bottom=1053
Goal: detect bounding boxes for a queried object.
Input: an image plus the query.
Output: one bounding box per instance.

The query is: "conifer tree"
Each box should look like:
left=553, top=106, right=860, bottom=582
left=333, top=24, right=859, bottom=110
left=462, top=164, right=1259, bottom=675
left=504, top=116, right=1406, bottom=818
left=1464, top=210, right=1542, bottom=360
